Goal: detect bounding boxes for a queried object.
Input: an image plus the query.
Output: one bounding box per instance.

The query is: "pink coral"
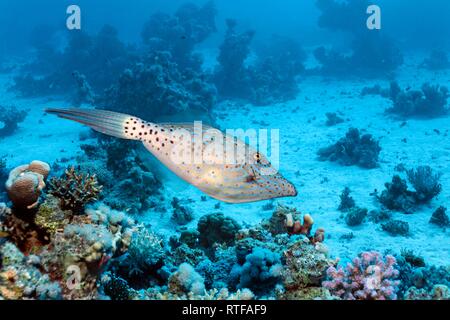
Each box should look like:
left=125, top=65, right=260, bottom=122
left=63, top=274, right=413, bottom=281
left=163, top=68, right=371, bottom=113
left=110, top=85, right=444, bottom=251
left=322, top=251, right=400, bottom=300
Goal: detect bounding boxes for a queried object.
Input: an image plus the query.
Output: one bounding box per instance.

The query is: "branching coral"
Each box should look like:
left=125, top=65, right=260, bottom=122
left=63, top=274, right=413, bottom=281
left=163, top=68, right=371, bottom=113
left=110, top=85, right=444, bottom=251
left=0, top=106, right=27, bottom=138
left=323, top=251, right=400, bottom=300
left=317, top=128, right=381, bottom=168
left=406, top=166, right=442, bottom=204
left=48, top=166, right=102, bottom=214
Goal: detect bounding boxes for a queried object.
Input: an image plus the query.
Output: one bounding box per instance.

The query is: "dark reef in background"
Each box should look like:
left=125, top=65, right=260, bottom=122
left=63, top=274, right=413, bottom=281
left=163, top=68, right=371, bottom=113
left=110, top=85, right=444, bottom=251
left=314, top=0, right=403, bottom=77
left=0, top=105, right=27, bottom=138
left=214, top=19, right=306, bottom=105
left=12, top=25, right=137, bottom=98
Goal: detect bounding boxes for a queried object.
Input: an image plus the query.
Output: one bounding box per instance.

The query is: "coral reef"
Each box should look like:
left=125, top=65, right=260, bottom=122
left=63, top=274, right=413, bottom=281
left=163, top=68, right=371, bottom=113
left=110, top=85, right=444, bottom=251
left=338, top=187, right=355, bottom=212
left=385, top=82, right=449, bottom=118
left=0, top=241, right=61, bottom=300
left=317, top=128, right=381, bottom=168
left=325, top=112, right=344, bottom=126
left=168, top=263, right=205, bottom=296
left=197, top=213, right=241, bottom=248
left=171, top=197, right=194, bottom=225
left=280, top=239, right=336, bottom=300
left=381, top=219, right=409, bottom=236
left=404, top=285, right=449, bottom=300
left=0, top=106, right=27, bottom=138
left=395, top=251, right=450, bottom=299
left=260, top=205, right=325, bottom=244
left=315, top=0, right=403, bottom=77
left=230, top=247, right=282, bottom=296
left=344, top=207, right=367, bottom=227
left=323, top=251, right=400, bottom=300
left=214, top=19, right=255, bottom=101
left=406, top=166, right=442, bottom=204
left=48, top=166, right=102, bottom=214
left=100, top=51, right=217, bottom=122
left=5, top=161, right=50, bottom=209
left=214, top=20, right=305, bottom=105
left=72, top=71, right=95, bottom=107
left=377, top=166, right=441, bottom=213
left=377, top=175, right=415, bottom=213
left=79, top=138, right=164, bottom=215
left=421, top=50, right=450, bottom=70
left=141, top=1, right=217, bottom=69
left=12, top=25, right=135, bottom=97
left=429, top=206, right=449, bottom=228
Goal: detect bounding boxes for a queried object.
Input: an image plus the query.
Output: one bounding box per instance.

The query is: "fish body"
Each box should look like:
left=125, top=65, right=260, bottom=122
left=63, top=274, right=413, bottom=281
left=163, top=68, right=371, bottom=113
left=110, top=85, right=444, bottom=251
left=45, top=108, right=297, bottom=203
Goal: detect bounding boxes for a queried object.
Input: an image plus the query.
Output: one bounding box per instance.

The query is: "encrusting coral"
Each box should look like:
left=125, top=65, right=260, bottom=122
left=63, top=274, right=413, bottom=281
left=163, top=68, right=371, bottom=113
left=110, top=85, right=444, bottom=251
left=0, top=241, right=62, bottom=300
left=5, top=161, right=50, bottom=209
left=279, top=239, right=336, bottom=300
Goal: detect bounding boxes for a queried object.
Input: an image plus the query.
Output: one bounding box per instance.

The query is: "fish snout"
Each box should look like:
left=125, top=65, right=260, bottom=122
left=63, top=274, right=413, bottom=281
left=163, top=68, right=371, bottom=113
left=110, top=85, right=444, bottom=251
left=286, top=182, right=298, bottom=197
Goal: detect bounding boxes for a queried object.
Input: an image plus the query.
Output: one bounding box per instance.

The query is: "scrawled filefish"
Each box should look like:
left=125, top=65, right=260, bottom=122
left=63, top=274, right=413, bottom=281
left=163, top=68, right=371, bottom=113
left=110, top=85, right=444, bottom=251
left=45, top=108, right=297, bottom=203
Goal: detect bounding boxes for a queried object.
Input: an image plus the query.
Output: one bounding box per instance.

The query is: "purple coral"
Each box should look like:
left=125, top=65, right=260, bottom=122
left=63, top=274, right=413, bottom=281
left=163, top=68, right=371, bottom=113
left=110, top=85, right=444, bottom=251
left=323, top=251, right=400, bottom=300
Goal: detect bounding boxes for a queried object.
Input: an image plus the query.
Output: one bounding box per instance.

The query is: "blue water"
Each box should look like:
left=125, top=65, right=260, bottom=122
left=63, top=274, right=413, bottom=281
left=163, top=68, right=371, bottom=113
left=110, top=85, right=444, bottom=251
left=0, top=0, right=449, bottom=300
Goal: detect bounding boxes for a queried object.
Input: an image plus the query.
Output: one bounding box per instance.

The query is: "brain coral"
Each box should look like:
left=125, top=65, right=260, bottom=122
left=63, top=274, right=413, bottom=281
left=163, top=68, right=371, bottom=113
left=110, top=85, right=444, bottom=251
left=5, top=161, right=50, bottom=209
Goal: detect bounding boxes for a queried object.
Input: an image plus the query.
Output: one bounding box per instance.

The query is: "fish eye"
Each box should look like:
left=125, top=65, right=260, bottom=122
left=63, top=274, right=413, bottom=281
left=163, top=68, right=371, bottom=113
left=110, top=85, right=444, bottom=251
left=253, top=152, right=262, bottom=163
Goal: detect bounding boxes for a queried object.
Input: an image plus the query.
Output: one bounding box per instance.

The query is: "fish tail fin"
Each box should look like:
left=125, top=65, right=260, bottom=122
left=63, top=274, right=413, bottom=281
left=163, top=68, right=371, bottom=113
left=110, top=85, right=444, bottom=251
left=45, top=108, right=149, bottom=140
